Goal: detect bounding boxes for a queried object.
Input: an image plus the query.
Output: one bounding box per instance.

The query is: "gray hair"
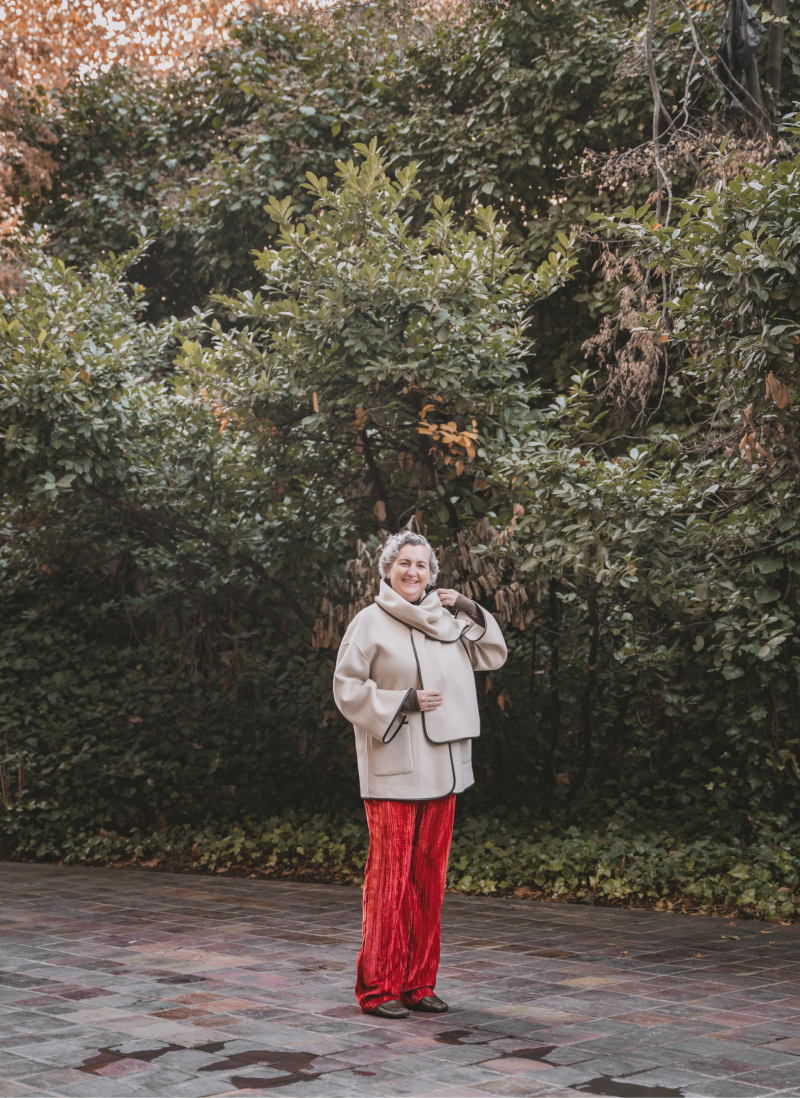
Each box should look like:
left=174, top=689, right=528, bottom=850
left=378, top=532, right=440, bottom=586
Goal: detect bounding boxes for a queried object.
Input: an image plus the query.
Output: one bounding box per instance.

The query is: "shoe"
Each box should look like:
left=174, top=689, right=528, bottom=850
left=369, top=999, right=410, bottom=1018
left=407, top=994, right=449, bottom=1013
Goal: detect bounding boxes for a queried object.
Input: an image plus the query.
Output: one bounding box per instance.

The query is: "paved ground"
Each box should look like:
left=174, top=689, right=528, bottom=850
left=0, top=865, right=799, bottom=1098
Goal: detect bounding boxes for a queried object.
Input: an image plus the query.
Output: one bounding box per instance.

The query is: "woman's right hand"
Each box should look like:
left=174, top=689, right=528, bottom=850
left=417, top=690, right=443, bottom=712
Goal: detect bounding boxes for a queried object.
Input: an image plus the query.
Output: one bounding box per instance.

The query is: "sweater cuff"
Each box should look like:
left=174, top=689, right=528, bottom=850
left=454, top=593, right=484, bottom=626
left=401, top=688, right=420, bottom=712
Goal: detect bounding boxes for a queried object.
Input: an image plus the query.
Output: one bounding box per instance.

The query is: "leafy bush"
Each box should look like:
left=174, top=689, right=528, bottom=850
left=3, top=807, right=797, bottom=922
left=4, top=3, right=800, bottom=860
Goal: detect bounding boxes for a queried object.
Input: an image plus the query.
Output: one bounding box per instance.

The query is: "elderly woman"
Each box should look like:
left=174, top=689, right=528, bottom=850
left=333, top=531, right=507, bottom=1018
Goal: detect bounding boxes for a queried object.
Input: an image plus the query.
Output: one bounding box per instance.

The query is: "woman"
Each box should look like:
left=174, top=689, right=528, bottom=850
left=333, top=531, right=507, bottom=1018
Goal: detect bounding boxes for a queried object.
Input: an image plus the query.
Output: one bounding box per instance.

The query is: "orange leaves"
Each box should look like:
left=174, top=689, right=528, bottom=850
left=555, top=772, right=571, bottom=786
left=418, top=407, right=479, bottom=462
left=312, top=391, right=320, bottom=413
left=200, top=388, right=235, bottom=435
left=765, top=371, right=793, bottom=410
left=1, top=1, right=250, bottom=91
left=373, top=500, right=387, bottom=522
left=442, top=455, right=466, bottom=475
left=352, top=406, right=368, bottom=430
left=399, top=374, right=419, bottom=395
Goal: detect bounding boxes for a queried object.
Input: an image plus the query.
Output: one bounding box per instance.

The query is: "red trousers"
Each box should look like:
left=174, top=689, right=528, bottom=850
left=356, top=794, right=455, bottom=1012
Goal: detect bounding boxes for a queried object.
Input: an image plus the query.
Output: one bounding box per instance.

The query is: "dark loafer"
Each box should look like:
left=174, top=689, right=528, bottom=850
left=369, top=999, right=410, bottom=1018
left=408, top=994, right=449, bottom=1013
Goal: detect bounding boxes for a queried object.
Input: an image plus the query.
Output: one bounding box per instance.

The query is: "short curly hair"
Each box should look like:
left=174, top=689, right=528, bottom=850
left=378, top=532, right=440, bottom=586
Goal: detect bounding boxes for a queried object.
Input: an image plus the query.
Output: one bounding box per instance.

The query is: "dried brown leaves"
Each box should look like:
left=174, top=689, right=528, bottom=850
left=581, top=126, right=789, bottom=200
left=310, top=517, right=534, bottom=651
left=582, top=245, right=662, bottom=418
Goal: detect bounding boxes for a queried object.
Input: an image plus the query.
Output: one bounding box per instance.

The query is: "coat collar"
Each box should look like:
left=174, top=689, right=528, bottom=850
left=375, top=581, right=469, bottom=642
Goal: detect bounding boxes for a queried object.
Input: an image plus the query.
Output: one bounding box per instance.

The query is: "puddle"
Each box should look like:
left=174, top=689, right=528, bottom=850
left=202, top=1049, right=326, bottom=1090
left=576, top=1079, right=683, bottom=1097
left=499, top=1045, right=556, bottom=1061
left=10, top=1008, right=694, bottom=1098
left=200, top=1049, right=319, bottom=1073
left=81, top=1041, right=326, bottom=1089
left=228, top=1074, right=322, bottom=1090
left=154, top=974, right=209, bottom=984
left=79, top=1043, right=183, bottom=1073
left=434, top=1029, right=493, bottom=1046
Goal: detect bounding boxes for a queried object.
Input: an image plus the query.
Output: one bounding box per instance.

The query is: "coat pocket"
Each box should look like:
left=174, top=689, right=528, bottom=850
left=369, top=723, right=414, bottom=776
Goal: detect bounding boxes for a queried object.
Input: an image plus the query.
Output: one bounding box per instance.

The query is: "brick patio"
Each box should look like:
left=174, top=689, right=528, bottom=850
left=0, top=862, right=798, bottom=1098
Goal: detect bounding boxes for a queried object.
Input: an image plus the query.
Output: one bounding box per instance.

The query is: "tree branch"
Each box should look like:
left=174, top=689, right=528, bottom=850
left=676, top=0, right=769, bottom=134
left=644, top=0, right=673, bottom=227
left=360, top=429, right=398, bottom=529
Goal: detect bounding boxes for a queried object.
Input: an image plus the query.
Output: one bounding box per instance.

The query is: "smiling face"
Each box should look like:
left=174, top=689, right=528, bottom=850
left=386, top=544, right=432, bottom=603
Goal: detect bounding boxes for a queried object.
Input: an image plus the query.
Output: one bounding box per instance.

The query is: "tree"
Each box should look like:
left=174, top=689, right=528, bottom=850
left=5, top=0, right=800, bottom=844
left=0, top=0, right=256, bottom=287
left=482, top=133, right=800, bottom=811
left=0, top=143, right=576, bottom=830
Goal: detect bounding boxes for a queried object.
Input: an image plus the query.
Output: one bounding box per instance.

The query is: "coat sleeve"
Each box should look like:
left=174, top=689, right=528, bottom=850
left=333, top=640, right=412, bottom=742
left=456, top=609, right=508, bottom=672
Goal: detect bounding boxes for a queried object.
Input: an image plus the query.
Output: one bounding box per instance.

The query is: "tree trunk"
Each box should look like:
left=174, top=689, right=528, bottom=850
left=766, top=0, right=787, bottom=110
left=567, top=586, right=600, bottom=802
left=544, top=579, right=561, bottom=784
left=744, top=58, right=769, bottom=137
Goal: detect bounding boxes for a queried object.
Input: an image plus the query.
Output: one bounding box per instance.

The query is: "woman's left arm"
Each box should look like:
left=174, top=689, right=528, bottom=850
left=438, top=588, right=507, bottom=670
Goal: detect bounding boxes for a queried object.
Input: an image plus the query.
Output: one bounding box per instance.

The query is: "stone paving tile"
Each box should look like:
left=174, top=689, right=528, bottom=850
left=2, top=863, right=800, bottom=1097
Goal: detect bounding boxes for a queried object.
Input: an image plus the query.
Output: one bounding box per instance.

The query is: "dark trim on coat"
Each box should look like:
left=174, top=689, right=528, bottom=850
left=409, top=632, right=480, bottom=747
left=454, top=606, right=487, bottom=643
left=382, top=701, right=409, bottom=744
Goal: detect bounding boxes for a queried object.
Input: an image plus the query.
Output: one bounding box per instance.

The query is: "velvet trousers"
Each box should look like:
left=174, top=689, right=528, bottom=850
left=355, top=794, right=456, bottom=1012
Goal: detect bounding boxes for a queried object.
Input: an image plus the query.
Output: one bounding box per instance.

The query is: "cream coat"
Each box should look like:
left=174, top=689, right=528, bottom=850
left=333, top=583, right=507, bottom=800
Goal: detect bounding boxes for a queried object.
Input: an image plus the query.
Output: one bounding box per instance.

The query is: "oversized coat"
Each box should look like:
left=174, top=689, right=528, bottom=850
left=333, top=583, right=508, bottom=800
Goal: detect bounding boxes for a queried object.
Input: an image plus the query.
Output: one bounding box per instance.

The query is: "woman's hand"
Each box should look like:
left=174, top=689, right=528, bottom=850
left=436, top=588, right=460, bottom=608
left=417, top=690, right=443, bottom=712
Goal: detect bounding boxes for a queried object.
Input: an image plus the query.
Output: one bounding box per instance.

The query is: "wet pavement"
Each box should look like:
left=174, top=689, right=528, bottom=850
left=0, top=862, right=799, bottom=1097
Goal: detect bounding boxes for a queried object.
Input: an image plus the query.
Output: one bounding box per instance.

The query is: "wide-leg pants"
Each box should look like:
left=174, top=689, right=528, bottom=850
left=355, top=794, right=456, bottom=1012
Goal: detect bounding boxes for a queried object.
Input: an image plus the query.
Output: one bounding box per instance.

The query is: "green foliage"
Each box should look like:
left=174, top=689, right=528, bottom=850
left=447, top=813, right=800, bottom=920
left=0, top=238, right=175, bottom=497
left=484, top=141, right=800, bottom=818
left=3, top=808, right=798, bottom=921
left=29, top=0, right=745, bottom=374
left=184, top=141, right=576, bottom=539
left=5, top=0, right=800, bottom=863
left=0, top=148, right=576, bottom=839
left=30, top=13, right=386, bottom=317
